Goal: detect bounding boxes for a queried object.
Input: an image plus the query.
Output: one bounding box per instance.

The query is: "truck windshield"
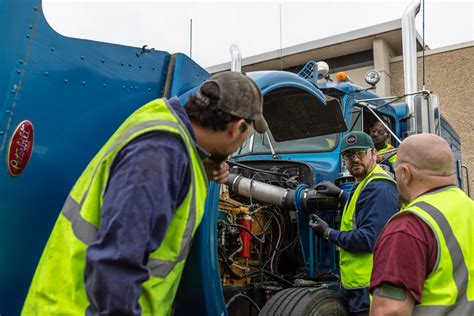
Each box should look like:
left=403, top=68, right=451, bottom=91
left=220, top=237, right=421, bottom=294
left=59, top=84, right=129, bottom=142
left=234, top=88, right=345, bottom=156
left=236, top=131, right=338, bottom=155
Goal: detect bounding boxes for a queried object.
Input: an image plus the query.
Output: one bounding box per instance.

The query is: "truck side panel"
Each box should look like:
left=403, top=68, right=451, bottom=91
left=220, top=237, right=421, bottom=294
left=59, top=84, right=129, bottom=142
left=440, top=115, right=464, bottom=189
left=0, top=1, right=207, bottom=314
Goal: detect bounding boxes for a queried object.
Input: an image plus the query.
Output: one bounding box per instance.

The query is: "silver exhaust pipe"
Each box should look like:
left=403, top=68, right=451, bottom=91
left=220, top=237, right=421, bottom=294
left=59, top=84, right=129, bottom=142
left=225, top=174, right=339, bottom=211
left=230, top=44, right=242, bottom=73
left=402, top=0, right=421, bottom=134
left=226, top=174, right=294, bottom=208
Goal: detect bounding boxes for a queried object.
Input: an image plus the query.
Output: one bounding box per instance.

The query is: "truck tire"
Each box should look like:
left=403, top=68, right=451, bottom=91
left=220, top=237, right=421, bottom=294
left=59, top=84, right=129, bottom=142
left=259, top=287, right=348, bottom=316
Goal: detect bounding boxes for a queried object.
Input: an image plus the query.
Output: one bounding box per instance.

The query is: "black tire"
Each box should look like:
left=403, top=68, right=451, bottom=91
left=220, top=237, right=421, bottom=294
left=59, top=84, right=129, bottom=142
left=259, top=287, right=348, bottom=316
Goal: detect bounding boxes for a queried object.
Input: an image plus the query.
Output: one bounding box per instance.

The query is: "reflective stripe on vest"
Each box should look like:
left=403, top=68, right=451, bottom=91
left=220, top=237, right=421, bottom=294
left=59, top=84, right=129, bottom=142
left=60, top=191, right=196, bottom=279
left=393, top=187, right=474, bottom=316
left=339, top=164, right=395, bottom=289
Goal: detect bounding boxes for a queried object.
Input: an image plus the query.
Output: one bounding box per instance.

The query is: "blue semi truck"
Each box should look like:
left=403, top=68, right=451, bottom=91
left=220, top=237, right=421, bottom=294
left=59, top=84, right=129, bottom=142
left=1, top=0, right=468, bottom=315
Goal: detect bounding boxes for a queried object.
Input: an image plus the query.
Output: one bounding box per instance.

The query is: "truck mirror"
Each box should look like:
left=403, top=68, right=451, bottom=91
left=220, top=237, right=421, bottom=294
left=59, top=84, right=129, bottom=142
left=414, top=94, right=441, bottom=135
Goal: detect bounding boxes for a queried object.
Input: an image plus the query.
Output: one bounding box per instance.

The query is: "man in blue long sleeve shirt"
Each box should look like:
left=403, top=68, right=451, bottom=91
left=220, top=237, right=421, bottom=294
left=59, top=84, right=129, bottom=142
left=311, top=131, right=399, bottom=315
left=84, top=98, right=195, bottom=315
left=22, top=72, right=269, bottom=316
left=84, top=75, right=269, bottom=315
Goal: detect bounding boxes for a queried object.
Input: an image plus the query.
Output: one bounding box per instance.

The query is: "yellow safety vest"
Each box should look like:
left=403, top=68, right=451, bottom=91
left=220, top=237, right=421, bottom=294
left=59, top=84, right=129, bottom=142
left=389, top=186, right=474, bottom=315
left=22, top=98, right=208, bottom=316
left=377, top=143, right=397, bottom=164
left=339, top=164, right=395, bottom=289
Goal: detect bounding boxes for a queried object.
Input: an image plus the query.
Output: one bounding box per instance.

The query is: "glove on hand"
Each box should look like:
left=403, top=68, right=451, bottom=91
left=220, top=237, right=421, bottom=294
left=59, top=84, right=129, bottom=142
left=315, top=181, right=342, bottom=198
left=309, top=214, right=331, bottom=240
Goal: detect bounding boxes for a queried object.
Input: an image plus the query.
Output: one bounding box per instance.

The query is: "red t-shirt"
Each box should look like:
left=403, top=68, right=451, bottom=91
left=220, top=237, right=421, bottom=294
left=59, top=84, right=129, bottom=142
left=369, top=213, right=438, bottom=303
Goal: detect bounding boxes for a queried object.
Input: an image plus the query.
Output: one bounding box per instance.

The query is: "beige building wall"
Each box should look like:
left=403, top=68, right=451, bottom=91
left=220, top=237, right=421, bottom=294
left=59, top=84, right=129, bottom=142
left=390, top=45, right=474, bottom=193
left=345, top=66, right=374, bottom=86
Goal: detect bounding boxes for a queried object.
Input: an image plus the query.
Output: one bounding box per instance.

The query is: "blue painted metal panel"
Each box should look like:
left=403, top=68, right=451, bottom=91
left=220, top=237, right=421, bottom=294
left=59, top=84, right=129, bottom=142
left=250, top=71, right=326, bottom=103
left=0, top=1, right=184, bottom=314
left=317, top=211, right=338, bottom=273
left=168, top=53, right=209, bottom=98
left=179, top=70, right=327, bottom=106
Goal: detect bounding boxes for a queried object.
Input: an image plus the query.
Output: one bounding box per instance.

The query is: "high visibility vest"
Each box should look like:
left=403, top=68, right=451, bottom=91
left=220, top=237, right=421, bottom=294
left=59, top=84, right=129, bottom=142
left=389, top=186, right=474, bottom=315
left=377, top=143, right=397, bottom=164
left=22, top=98, right=208, bottom=316
left=339, top=164, right=396, bottom=289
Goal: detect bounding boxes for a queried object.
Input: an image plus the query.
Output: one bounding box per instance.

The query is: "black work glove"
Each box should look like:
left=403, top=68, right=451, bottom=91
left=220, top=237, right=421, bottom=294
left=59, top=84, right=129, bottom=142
left=315, top=181, right=343, bottom=198
left=309, top=214, right=331, bottom=240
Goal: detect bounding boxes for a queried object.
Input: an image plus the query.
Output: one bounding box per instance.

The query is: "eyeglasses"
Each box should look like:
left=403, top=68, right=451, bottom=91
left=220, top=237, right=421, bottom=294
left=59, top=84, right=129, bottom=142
left=342, top=149, right=370, bottom=160
left=370, top=128, right=387, bottom=136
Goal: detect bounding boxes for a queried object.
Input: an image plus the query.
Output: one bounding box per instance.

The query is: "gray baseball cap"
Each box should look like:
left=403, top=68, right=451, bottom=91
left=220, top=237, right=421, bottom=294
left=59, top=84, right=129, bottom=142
left=203, top=72, right=268, bottom=133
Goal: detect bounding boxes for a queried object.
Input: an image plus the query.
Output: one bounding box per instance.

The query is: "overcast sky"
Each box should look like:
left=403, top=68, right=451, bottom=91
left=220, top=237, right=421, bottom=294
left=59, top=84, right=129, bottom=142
left=43, top=0, right=474, bottom=68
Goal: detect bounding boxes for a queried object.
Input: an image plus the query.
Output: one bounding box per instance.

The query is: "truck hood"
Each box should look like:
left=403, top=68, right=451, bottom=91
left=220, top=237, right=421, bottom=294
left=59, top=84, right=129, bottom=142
left=180, top=70, right=346, bottom=143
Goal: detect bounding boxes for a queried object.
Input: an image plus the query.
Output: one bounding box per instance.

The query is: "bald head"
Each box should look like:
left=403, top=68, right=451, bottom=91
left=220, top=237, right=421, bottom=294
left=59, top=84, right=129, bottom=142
left=396, top=134, right=456, bottom=202
left=398, top=134, right=454, bottom=176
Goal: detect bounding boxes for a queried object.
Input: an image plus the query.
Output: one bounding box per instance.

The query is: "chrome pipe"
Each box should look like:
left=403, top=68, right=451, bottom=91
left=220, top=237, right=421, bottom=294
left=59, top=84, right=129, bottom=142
left=402, top=0, right=421, bottom=134
left=226, top=174, right=292, bottom=208
left=230, top=44, right=242, bottom=73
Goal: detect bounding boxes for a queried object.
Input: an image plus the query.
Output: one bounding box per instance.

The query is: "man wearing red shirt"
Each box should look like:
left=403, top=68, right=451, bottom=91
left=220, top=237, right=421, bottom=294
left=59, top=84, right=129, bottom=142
left=369, top=133, right=474, bottom=315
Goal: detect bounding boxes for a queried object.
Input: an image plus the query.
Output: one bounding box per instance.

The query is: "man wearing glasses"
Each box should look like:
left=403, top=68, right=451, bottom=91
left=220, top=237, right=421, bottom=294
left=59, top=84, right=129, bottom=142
left=370, top=121, right=397, bottom=172
left=310, top=131, right=399, bottom=315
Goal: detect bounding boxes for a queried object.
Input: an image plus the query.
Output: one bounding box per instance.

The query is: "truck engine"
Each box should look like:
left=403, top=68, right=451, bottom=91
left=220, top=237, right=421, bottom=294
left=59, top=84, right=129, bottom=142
left=217, top=160, right=347, bottom=315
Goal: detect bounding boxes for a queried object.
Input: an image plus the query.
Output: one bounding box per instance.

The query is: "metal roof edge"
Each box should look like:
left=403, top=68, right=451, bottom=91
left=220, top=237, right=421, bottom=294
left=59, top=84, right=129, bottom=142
left=207, top=19, right=405, bottom=73
left=390, top=40, right=474, bottom=62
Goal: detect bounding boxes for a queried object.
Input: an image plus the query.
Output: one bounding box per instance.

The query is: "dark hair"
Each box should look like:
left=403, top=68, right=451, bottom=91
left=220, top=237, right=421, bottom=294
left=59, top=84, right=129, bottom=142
left=185, top=81, right=251, bottom=132
left=372, top=118, right=389, bottom=129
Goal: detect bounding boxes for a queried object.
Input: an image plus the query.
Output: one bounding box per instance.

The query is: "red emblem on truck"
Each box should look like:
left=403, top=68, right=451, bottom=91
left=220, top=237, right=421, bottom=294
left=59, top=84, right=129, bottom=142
left=7, top=120, right=34, bottom=176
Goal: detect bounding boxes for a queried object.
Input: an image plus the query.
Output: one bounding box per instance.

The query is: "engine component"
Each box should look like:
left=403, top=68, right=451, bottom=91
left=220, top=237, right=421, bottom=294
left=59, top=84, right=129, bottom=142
left=237, top=215, right=252, bottom=258
left=219, top=166, right=335, bottom=301
left=302, top=188, right=339, bottom=212
left=226, top=174, right=295, bottom=209
left=225, top=174, right=338, bottom=213
left=294, top=279, right=320, bottom=287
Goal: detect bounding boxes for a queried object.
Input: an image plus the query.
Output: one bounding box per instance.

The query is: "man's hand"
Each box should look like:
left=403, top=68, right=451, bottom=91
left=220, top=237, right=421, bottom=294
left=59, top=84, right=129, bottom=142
left=309, top=214, right=331, bottom=240
left=203, top=159, right=230, bottom=184
left=315, top=181, right=342, bottom=198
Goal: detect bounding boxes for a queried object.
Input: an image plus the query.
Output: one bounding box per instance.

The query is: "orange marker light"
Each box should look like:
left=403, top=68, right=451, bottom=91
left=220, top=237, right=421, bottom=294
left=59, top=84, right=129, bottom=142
left=336, top=72, right=348, bottom=82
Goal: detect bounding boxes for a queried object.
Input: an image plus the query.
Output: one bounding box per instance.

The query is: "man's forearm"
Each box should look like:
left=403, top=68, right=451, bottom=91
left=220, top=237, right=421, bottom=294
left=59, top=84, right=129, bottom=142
left=328, top=228, right=373, bottom=252
left=370, top=285, right=415, bottom=316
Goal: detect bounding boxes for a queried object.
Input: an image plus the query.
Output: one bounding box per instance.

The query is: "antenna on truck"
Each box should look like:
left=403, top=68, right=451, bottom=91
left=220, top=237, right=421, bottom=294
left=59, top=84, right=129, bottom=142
left=422, top=0, right=426, bottom=90
left=279, top=3, right=283, bottom=70
left=189, top=18, right=193, bottom=58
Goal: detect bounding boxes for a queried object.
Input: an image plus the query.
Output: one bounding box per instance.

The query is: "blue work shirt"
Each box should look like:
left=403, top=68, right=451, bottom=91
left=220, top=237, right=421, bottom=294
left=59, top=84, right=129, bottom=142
left=85, top=97, right=204, bottom=316
left=328, top=178, right=399, bottom=313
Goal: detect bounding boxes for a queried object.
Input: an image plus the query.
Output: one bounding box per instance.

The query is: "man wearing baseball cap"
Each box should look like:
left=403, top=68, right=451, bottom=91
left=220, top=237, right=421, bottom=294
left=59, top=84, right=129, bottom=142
left=310, top=131, right=399, bottom=315
left=23, top=72, right=267, bottom=316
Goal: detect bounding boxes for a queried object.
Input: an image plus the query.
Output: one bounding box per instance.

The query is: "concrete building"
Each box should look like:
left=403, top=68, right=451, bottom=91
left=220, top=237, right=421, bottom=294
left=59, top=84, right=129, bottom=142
left=208, top=19, right=474, bottom=194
